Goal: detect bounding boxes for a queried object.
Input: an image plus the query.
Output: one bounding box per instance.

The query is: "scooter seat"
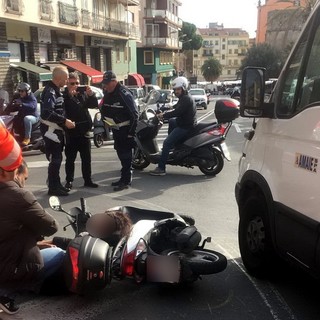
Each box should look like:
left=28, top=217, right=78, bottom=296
left=179, top=121, right=219, bottom=143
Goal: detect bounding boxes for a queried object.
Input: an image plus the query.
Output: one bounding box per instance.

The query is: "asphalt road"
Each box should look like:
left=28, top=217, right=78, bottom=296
left=2, top=96, right=320, bottom=320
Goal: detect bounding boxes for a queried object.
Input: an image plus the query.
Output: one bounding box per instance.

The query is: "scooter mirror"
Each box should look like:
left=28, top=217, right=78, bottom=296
left=49, top=196, right=62, bottom=211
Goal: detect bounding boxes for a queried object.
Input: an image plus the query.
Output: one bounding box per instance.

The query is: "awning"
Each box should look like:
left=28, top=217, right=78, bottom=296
left=127, top=73, right=145, bottom=87
left=41, top=63, right=66, bottom=71
left=60, top=60, right=103, bottom=84
left=10, top=62, right=52, bottom=81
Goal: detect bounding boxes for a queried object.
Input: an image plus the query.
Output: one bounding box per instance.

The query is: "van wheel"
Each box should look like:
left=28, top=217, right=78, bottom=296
left=238, top=195, right=277, bottom=278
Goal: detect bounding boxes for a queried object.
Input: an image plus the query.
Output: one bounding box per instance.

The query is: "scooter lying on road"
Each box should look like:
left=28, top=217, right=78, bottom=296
left=133, top=95, right=239, bottom=176
left=48, top=197, right=227, bottom=293
left=0, top=102, right=45, bottom=153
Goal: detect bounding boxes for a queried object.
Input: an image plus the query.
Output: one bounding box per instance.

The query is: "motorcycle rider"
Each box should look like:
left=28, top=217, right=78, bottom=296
left=149, top=76, right=197, bottom=176
left=12, top=82, right=39, bottom=146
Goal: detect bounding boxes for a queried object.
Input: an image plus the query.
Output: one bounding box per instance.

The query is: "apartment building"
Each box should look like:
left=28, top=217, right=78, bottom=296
left=137, top=0, right=182, bottom=87
left=192, top=23, right=249, bottom=81
left=0, top=0, right=141, bottom=95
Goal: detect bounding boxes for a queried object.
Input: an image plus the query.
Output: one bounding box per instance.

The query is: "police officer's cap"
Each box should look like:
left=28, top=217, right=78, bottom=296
left=101, top=71, right=117, bottom=84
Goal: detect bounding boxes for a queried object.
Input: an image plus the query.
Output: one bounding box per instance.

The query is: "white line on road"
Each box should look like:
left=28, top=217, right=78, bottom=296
left=234, top=123, right=242, bottom=133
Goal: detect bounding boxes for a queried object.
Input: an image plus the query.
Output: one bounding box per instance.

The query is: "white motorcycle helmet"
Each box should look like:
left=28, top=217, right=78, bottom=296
left=172, top=76, right=189, bottom=92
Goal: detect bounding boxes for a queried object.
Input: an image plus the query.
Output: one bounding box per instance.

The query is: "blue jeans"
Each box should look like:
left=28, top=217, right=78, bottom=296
left=24, top=115, right=38, bottom=139
left=158, top=123, right=189, bottom=171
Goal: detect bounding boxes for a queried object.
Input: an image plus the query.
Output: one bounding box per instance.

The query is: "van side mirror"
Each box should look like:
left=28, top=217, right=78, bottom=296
left=240, top=67, right=273, bottom=118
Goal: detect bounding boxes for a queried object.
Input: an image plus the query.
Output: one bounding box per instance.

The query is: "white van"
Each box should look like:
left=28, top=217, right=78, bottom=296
left=236, top=1, right=320, bottom=278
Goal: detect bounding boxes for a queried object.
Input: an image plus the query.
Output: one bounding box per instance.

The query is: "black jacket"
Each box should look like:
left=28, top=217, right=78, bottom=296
left=40, top=81, right=66, bottom=134
left=100, top=83, right=138, bottom=137
left=63, top=89, right=98, bottom=137
left=163, top=93, right=197, bottom=129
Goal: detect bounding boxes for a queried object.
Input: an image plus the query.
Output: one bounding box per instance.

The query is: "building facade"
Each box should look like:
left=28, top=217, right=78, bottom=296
left=0, top=0, right=141, bottom=96
left=192, top=23, right=249, bottom=81
left=136, top=0, right=182, bottom=87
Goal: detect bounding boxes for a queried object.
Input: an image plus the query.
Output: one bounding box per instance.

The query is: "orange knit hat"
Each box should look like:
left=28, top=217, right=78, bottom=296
left=0, top=123, right=22, bottom=171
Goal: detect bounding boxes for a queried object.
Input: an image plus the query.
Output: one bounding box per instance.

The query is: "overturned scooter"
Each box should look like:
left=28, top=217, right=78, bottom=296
left=49, top=197, right=227, bottom=293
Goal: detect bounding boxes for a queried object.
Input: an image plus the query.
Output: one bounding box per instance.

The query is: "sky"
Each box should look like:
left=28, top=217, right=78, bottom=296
left=179, top=0, right=259, bottom=38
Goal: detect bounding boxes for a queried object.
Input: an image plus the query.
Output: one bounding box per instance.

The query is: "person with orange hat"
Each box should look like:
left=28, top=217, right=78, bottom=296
left=0, top=124, right=61, bottom=315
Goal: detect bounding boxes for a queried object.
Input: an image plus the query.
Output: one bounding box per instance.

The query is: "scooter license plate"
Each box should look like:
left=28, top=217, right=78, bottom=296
left=221, top=142, right=231, bottom=161
left=146, top=255, right=180, bottom=283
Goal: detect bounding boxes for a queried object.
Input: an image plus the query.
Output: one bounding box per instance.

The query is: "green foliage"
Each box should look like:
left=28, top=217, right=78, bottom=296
left=180, top=22, right=203, bottom=51
left=240, top=43, right=284, bottom=78
left=201, top=58, right=222, bottom=82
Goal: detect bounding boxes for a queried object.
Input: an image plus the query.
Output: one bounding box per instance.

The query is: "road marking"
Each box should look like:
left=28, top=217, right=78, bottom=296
left=234, top=123, right=241, bottom=133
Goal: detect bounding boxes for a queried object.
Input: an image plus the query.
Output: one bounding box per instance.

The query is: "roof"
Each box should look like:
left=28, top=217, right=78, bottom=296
left=10, top=62, right=52, bottom=81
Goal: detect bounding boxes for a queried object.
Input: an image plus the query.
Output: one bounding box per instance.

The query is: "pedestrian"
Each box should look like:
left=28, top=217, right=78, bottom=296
left=13, top=82, right=39, bottom=146
left=40, top=66, right=75, bottom=196
left=149, top=76, right=197, bottom=176
left=100, top=71, right=139, bottom=191
left=0, top=124, right=64, bottom=315
left=63, top=72, right=99, bottom=190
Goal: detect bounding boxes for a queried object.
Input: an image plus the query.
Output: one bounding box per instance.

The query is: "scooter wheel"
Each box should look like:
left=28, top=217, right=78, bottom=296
left=198, top=149, right=224, bottom=176
left=94, top=133, right=103, bottom=148
left=132, top=147, right=150, bottom=170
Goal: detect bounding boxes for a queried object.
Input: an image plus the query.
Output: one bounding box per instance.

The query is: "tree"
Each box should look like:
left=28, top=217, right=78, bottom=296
left=179, top=22, right=202, bottom=51
left=201, top=58, right=222, bottom=82
left=239, top=43, right=284, bottom=79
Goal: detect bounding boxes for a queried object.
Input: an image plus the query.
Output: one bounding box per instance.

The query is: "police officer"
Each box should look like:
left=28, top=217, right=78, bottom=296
left=40, top=66, right=75, bottom=196
left=100, top=71, right=138, bottom=191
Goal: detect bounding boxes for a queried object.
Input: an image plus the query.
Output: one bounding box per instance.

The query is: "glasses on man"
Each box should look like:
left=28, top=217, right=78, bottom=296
left=69, top=82, right=79, bottom=86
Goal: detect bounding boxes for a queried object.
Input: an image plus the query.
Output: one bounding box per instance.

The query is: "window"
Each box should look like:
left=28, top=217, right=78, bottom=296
left=144, top=51, right=154, bottom=65
left=222, top=54, right=225, bottom=60
left=278, top=16, right=320, bottom=116
left=229, top=49, right=232, bottom=54
left=222, top=44, right=225, bottom=50
left=116, top=47, right=120, bottom=62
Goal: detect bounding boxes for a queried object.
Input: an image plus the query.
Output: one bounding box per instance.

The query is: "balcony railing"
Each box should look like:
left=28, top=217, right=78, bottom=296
left=40, top=0, right=54, bottom=21
left=144, top=9, right=182, bottom=27
left=58, top=1, right=79, bottom=26
left=145, top=37, right=179, bottom=48
left=108, top=0, right=140, bottom=5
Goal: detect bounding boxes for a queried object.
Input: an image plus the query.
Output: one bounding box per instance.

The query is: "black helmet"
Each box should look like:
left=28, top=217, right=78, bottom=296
left=17, top=82, right=31, bottom=95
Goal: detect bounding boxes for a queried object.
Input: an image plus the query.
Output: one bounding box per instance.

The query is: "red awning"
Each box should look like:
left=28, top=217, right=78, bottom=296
left=128, top=73, right=145, bottom=87
left=60, top=60, right=103, bottom=84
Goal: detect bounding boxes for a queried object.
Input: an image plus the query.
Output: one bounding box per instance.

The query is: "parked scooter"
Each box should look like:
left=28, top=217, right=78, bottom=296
left=49, top=197, right=227, bottom=292
left=93, top=110, right=113, bottom=148
left=133, top=96, right=239, bottom=176
left=0, top=101, right=45, bottom=153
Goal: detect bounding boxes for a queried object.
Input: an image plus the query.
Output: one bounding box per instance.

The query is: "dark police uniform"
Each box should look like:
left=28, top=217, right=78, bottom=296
left=100, top=82, right=138, bottom=187
left=40, top=81, right=67, bottom=192
left=63, top=88, right=98, bottom=186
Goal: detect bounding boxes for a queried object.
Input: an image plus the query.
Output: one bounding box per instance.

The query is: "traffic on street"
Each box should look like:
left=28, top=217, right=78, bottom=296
left=5, top=96, right=319, bottom=320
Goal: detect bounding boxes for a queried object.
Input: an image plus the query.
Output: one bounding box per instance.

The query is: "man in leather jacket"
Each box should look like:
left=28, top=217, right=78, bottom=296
left=150, top=76, right=197, bottom=176
left=0, top=125, right=62, bottom=314
left=63, top=72, right=99, bottom=190
left=100, top=71, right=139, bottom=191
left=40, top=66, right=75, bottom=196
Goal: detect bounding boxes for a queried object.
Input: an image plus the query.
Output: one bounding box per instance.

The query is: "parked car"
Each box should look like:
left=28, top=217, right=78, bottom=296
left=127, top=86, right=146, bottom=111
left=33, top=85, right=103, bottom=121
left=189, top=88, right=208, bottom=110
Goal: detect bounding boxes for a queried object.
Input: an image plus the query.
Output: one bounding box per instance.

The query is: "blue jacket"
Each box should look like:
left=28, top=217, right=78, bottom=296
left=17, top=92, right=38, bottom=118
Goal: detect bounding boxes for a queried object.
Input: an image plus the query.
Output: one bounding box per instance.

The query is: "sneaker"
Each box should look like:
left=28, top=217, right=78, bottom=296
left=21, top=138, right=30, bottom=146
left=0, top=296, right=19, bottom=315
left=84, top=181, right=98, bottom=188
left=149, top=167, right=166, bottom=176
left=65, top=181, right=73, bottom=191
left=113, top=183, right=130, bottom=191
left=48, top=188, right=69, bottom=196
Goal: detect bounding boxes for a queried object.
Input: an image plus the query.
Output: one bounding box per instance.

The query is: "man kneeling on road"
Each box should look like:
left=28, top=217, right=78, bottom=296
left=149, top=76, right=197, bottom=176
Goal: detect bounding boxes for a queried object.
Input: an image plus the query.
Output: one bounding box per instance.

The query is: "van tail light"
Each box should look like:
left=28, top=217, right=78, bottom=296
left=121, top=239, right=147, bottom=277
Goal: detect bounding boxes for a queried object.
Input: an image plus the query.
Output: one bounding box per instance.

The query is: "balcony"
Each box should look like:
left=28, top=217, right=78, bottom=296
left=5, top=0, right=23, bottom=15
left=108, top=0, right=140, bottom=5
left=144, top=9, right=182, bottom=27
left=40, top=0, right=54, bottom=21
left=145, top=37, right=179, bottom=48
left=92, top=14, right=133, bottom=37
left=202, top=53, right=213, bottom=57
left=58, top=1, right=79, bottom=26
